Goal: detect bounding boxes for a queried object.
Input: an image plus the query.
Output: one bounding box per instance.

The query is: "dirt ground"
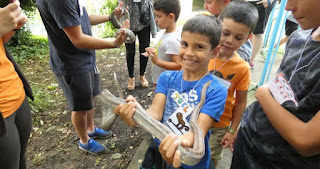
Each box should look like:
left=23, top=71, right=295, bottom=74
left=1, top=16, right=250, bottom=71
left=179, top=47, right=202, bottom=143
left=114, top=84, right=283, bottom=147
left=24, top=48, right=154, bottom=169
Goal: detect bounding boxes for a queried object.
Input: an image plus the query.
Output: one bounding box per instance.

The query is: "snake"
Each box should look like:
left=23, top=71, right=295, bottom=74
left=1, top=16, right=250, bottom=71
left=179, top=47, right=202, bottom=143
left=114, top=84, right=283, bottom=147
left=99, top=73, right=211, bottom=166
left=110, top=9, right=136, bottom=43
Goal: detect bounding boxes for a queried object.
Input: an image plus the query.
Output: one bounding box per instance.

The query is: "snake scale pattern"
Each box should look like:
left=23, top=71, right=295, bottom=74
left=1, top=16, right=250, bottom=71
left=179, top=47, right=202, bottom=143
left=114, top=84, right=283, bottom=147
left=100, top=73, right=211, bottom=166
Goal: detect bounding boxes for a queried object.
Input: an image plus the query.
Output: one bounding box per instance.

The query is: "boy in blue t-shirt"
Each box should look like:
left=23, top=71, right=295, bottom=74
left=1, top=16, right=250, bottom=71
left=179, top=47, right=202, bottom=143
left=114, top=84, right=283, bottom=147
left=114, top=14, right=227, bottom=169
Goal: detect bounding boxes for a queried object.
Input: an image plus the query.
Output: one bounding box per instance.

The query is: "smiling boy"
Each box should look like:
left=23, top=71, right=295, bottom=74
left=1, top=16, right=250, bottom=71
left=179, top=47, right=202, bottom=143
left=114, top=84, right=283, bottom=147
left=114, top=14, right=227, bottom=169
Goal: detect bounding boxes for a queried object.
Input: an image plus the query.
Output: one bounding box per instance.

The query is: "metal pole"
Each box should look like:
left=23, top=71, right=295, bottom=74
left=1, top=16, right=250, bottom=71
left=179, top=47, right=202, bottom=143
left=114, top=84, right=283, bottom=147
left=266, top=11, right=288, bottom=82
left=259, top=0, right=287, bottom=86
left=263, top=6, right=276, bottom=48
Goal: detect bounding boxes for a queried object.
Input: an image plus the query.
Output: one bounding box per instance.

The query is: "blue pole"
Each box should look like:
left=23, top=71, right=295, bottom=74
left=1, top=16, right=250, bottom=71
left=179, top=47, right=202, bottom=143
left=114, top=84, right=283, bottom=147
left=259, top=0, right=287, bottom=86
left=263, top=6, right=276, bottom=48
left=266, top=11, right=288, bottom=82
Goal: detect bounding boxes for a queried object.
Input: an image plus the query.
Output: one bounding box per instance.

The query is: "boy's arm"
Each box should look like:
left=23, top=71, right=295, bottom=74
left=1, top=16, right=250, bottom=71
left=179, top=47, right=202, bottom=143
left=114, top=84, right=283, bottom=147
left=152, top=54, right=182, bottom=70
left=146, top=93, right=166, bottom=121
left=144, top=47, right=182, bottom=70
left=256, top=84, right=320, bottom=157
left=222, top=90, right=247, bottom=149
left=114, top=93, right=166, bottom=126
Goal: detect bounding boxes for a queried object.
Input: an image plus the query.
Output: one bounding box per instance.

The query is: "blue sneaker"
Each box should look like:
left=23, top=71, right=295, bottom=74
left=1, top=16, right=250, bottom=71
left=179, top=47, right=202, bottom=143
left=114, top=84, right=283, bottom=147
left=79, top=138, right=106, bottom=154
left=88, top=127, right=112, bottom=139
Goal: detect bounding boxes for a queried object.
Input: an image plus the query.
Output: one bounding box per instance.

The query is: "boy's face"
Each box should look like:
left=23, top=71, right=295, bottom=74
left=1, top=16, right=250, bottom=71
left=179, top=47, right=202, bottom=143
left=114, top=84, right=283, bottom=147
left=154, top=10, right=172, bottom=29
left=286, top=0, right=320, bottom=29
left=204, top=0, right=226, bottom=16
left=179, top=31, right=218, bottom=74
left=219, top=18, right=251, bottom=57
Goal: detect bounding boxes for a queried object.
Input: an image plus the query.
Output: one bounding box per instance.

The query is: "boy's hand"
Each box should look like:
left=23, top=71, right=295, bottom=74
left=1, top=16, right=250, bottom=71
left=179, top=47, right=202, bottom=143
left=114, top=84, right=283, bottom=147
left=229, top=130, right=238, bottom=152
left=221, top=131, right=235, bottom=149
left=142, top=47, right=157, bottom=63
left=159, top=132, right=194, bottom=168
left=159, top=134, right=182, bottom=168
left=113, top=95, right=138, bottom=126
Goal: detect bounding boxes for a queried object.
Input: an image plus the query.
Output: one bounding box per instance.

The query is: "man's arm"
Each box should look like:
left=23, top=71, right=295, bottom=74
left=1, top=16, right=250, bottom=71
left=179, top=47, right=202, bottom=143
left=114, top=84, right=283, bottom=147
left=256, top=85, right=320, bottom=157
left=89, top=2, right=126, bottom=25
left=63, top=25, right=126, bottom=49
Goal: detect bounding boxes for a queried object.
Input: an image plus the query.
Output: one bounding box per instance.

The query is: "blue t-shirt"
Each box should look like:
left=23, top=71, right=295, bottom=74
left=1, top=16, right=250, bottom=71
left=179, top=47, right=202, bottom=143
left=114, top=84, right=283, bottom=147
left=155, top=71, right=227, bottom=169
left=36, top=0, right=95, bottom=75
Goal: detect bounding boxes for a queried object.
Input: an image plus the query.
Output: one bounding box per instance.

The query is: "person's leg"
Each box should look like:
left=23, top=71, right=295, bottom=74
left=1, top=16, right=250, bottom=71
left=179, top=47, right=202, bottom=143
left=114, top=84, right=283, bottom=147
left=0, top=112, right=20, bottom=169
left=137, top=26, right=150, bottom=87
left=15, top=97, right=32, bottom=169
left=250, top=33, right=264, bottom=65
left=208, top=127, right=228, bottom=167
left=55, top=69, right=107, bottom=153
left=125, top=32, right=137, bottom=90
left=250, top=1, right=276, bottom=68
left=71, top=110, right=90, bottom=143
left=0, top=96, right=32, bottom=169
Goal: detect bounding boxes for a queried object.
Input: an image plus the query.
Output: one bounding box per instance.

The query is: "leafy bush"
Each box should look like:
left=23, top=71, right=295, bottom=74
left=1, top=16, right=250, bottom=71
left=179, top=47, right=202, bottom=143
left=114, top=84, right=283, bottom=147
left=6, top=31, right=49, bottom=63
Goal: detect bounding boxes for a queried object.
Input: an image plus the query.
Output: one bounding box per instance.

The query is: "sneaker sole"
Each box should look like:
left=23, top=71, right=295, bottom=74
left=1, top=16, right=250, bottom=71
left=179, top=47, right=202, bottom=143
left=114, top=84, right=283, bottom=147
left=89, top=132, right=113, bottom=139
left=79, top=146, right=106, bottom=154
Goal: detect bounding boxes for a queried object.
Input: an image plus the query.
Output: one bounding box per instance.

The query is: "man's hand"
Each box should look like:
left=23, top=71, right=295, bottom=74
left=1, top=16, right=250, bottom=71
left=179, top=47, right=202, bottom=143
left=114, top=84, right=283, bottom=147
left=0, top=0, right=27, bottom=36
left=114, top=2, right=129, bottom=19
left=114, top=21, right=129, bottom=47
left=113, top=95, right=138, bottom=126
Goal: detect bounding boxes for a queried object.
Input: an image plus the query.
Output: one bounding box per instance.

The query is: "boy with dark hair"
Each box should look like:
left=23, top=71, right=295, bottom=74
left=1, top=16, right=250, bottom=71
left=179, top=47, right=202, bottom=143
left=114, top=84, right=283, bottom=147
left=207, top=1, right=258, bottom=167
left=143, top=0, right=182, bottom=88
left=114, top=14, right=227, bottom=169
left=231, top=0, right=320, bottom=168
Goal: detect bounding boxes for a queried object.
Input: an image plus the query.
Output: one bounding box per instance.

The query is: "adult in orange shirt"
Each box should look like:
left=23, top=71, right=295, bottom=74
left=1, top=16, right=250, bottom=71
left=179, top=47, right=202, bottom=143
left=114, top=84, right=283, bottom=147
left=0, top=1, right=33, bottom=169
left=207, top=1, right=258, bottom=167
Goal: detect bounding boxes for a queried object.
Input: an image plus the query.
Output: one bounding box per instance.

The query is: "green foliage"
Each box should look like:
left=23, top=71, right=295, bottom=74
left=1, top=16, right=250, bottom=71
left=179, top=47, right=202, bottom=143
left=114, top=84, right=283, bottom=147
left=193, top=0, right=205, bottom=11
left=6, top=30, right=49, bottom=63
left=100, top=0, right=118, bottom=37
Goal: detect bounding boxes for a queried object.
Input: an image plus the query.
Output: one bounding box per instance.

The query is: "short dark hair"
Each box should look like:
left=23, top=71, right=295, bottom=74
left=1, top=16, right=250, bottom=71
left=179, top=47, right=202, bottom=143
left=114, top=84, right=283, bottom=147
left=182, top=14, right=222, bottom=49
left=219, top=0, right=259, bottom=33
left=153, top=0, right=181, bottom=21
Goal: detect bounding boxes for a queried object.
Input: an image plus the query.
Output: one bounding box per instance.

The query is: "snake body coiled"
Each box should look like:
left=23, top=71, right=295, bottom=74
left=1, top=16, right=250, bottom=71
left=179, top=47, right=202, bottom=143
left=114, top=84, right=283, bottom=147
left=110, top=9, right=136, bottom=43
left=100, top=74, right=211, bottom=166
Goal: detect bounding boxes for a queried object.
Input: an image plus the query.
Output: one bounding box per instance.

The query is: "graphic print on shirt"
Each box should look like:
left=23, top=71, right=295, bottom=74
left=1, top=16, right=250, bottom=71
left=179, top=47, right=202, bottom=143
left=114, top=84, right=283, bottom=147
left=267, top=73, right=298, bottom=107
left=210, top=70, right=232, bottom=89
left=167, top=91, right=195, bottom=135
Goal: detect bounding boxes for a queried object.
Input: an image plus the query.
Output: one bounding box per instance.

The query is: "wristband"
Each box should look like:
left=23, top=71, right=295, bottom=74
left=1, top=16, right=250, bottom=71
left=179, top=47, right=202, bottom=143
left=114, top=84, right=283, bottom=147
left=228, top=128, right=236, bottom=135
left=113, top=40, right=120, bottom=48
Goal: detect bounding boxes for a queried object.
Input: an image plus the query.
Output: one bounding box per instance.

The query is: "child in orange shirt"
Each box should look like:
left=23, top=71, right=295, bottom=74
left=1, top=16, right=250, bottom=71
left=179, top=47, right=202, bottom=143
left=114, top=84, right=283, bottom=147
left=207, top=1, right=258, bottom=167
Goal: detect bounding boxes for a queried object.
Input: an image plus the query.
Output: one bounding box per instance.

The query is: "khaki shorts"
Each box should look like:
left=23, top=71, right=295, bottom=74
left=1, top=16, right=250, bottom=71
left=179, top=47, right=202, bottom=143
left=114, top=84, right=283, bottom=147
left=209, top=127, right=228, bottom=160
